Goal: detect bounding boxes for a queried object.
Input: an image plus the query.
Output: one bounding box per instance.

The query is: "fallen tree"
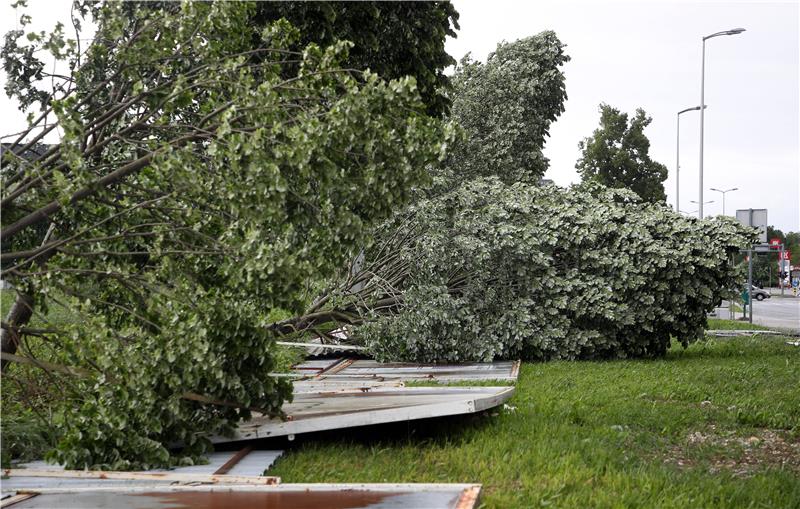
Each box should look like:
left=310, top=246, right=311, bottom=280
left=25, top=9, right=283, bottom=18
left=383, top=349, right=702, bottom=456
left=276, top=179, right=754, bottom=362
left=263, top=34, right=753, bottom=360
left=1, top=2, right=451, bottom=469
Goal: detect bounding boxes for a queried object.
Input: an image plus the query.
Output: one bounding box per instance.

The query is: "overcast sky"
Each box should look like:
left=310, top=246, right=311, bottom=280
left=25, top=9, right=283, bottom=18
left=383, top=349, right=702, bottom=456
left=447, top=0, right=799, bottom=231
left=2, top=0, right=798, bottom=231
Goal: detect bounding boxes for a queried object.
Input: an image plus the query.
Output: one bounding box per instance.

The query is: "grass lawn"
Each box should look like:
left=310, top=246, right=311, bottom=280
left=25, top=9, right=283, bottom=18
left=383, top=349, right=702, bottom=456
left=707, top=318, right=771, bottom=331
left=268, top=336, right=800, bottom=508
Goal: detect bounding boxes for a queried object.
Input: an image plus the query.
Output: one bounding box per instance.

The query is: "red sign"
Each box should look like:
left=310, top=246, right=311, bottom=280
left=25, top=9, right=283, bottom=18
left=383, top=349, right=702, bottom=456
left=770, top=238, right=781, bottom=248
left=780, top=250, right=791, bottom=260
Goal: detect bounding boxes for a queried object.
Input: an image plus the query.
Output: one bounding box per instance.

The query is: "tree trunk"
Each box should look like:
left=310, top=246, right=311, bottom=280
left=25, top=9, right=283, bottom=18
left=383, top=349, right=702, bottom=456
left=1, top=292, right=34, bottom=372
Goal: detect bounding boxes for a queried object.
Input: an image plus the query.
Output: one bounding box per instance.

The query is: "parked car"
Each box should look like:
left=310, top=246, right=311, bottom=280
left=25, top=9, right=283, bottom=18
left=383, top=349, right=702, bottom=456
left=751, top=285, right=771, bottom=301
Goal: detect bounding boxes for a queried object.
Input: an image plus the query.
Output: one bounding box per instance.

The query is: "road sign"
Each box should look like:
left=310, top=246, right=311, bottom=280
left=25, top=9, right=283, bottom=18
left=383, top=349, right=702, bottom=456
left=735, top=209, right=767, bottom=244
left=769, top=238, right=781, bottom=248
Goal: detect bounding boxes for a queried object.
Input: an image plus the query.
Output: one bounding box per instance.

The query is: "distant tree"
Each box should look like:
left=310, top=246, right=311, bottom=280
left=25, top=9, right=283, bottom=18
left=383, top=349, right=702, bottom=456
left=440, top=31, right=570, bottom=187
left=252, top=2, right=459, bottom=118
left=752, top=226, right=799, bottom=286
left=576, top=104, right=668, bottom=202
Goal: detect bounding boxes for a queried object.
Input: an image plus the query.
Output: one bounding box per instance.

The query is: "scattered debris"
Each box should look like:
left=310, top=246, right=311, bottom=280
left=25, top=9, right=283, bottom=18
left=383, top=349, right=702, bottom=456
left=664, top=425, right=800, bottom=476
left=5, top=359, right=513, bottom=508
left=5, top=446, right=482, bottom=508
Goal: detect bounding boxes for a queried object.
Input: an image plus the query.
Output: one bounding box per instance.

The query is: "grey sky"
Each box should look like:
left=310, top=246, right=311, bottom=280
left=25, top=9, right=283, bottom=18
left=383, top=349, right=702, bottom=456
left=2, top=1, right=798, bottom=231
left=446, top=0, right=799, bottom=231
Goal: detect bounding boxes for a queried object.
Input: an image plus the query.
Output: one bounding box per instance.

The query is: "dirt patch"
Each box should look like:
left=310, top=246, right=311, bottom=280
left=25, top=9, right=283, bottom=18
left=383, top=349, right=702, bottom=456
left=663, top=424, right=800, bottom=476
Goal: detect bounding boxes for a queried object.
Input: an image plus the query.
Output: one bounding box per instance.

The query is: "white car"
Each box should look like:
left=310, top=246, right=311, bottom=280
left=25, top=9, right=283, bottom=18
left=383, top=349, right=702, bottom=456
left=750, top=286, right=771, bottom=301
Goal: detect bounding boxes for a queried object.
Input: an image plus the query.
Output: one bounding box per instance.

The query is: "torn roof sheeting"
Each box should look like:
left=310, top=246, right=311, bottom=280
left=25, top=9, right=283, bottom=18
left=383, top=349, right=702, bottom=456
left=2, top=483, right=481, bottom=509
left=207, top=359, right=518, bottom=444
left=211, top=385, right=515, bottom=444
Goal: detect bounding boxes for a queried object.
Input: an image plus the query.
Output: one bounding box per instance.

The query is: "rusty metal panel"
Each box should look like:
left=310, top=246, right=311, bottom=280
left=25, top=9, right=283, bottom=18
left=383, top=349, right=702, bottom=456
left=5, top=483, right=481, bottom=509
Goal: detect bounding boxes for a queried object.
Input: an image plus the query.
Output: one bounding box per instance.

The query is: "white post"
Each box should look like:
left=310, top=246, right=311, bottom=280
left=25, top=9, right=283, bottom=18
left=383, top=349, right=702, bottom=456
left=676, top=114, right=680, bottom=211
left=699, top=38, right=706, bottom=220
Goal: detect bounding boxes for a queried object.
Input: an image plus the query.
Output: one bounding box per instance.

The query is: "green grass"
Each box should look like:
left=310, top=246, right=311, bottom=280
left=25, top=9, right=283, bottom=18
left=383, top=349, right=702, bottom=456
left=268, top=337, right=800, bottom=508
left=706, top=318, right=771, bottom=331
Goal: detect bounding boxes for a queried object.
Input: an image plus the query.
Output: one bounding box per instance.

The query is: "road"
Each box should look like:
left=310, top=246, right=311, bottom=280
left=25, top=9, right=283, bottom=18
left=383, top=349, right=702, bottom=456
left=714, top=294, right=800, bottom=332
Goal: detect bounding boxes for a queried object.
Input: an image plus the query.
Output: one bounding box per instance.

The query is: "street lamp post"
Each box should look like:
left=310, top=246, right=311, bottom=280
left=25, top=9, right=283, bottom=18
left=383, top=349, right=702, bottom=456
left=709, top=187, right=738, bottom=215
left=676, top=106, right=705, bottom=212
left=698, top=28, right=745, bottom=219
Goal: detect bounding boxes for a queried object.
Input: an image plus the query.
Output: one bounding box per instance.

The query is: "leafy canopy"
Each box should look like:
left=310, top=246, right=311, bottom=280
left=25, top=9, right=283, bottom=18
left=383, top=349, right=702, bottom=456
left=251, top=1, right=459, bottom=118
left=440, top=31, right=569, bottom=187
left=577, top=104, right=668, bottom=202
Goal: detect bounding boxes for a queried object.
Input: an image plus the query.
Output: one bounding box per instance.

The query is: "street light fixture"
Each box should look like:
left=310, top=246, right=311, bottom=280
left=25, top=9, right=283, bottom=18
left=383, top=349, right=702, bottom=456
left=698, top=27, right=746, bottom=219
left=709, top=187, right=738, bottom=215
left=690, top=200, right=715, bottom=216
left=676, top=105, right=706, bottom=212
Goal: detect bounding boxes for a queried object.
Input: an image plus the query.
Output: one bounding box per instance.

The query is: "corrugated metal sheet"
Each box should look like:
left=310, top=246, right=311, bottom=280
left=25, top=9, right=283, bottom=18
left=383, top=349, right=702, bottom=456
left=3, top=483, right=481, bottom=509
left=9, top=450, right=283, bottom=489
left=211, top=385, right=515, bottom=444
left=202, top=359, right=519, bottom=444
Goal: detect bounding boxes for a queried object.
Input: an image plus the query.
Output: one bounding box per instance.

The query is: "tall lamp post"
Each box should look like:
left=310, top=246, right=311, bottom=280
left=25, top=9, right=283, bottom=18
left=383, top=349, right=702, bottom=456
left=676, top=106, right=705, bottom=212
left=709, top=187, right=738, bottom=215
left=698, top=27, right=746, bottom=219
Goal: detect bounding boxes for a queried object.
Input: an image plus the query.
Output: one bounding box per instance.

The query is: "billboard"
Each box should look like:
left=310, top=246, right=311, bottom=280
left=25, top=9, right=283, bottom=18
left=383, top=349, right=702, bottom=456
left=735, top=209, right=767, bottom=244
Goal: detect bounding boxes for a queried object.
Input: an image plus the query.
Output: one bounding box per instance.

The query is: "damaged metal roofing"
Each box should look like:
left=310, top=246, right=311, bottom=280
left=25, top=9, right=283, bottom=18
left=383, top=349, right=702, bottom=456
left=210, top=358, right=519, bottom=444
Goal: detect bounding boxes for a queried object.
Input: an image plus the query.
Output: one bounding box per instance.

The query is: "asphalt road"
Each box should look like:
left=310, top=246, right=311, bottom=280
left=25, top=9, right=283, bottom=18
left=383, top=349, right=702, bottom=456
left=714, top=293, right=800, bottom=332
